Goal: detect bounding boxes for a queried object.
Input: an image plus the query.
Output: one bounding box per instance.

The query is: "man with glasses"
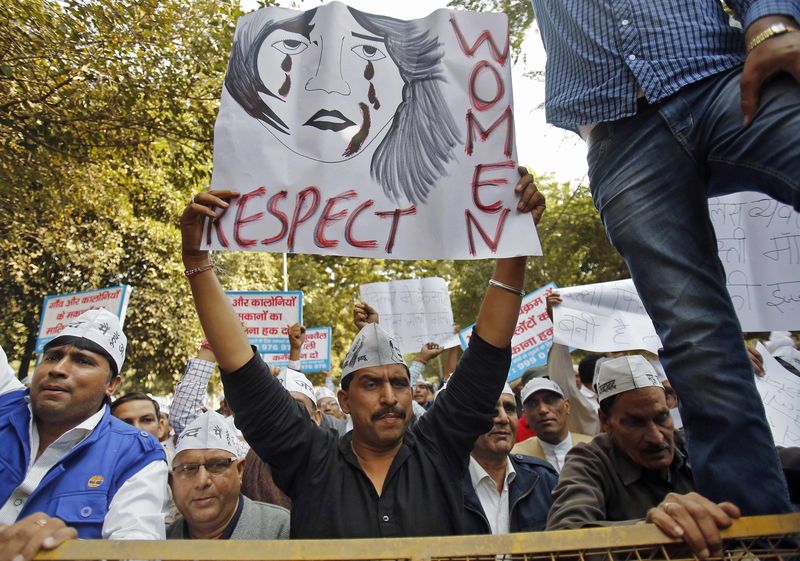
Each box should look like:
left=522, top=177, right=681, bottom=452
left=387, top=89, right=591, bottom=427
left=167, top=411, right=289, bottom=540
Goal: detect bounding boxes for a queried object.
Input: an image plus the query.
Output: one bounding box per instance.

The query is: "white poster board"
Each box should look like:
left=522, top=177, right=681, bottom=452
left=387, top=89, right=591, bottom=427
left=261, top=326, right=332, bottom=372
left=360, top=277, right=455, bottom=354
left=36, top=286, right=133, bottom=353
left=459, top=282, right=556, bottom=381
left=206, top=3, right=540, bottom=259
left=554, top=279, right=662, bottom=354
left=709, top=192, right=800, bottom=331
left=225, top=291, right=303, bottom=354
left=755, top=342, right=800, bottom=448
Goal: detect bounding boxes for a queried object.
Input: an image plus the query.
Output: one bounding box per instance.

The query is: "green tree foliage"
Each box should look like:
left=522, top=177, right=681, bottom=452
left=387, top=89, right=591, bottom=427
left=0, top=0, right=249, bottom=391
left=1, top=0, right=627, bottom=395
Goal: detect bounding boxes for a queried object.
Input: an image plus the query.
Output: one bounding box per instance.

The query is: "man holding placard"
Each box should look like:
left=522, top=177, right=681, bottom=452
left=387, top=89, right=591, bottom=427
left=178, top=172, right=545, bottom=537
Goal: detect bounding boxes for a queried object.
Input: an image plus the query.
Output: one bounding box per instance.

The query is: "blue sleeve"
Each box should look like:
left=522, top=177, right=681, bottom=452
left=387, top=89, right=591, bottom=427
left=726, top=0, right=800, bottom=29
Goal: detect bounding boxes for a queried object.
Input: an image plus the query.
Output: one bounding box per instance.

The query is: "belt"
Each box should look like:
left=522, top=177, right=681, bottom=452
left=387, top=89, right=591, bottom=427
left=584, top=96, right=656, bottom=149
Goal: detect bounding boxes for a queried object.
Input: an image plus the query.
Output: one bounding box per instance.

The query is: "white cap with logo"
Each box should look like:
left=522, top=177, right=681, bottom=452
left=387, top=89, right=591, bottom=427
left=594, top=355, right=663, bottom=403
left=278, top=368, right=317, bottom=406
left=521, top=377, right=565, bottom=404
left=49, top=308, right=126, bottom=374
left=341, top=323, right=406, bottom=382
left=174, top=411, right=242, bottom=460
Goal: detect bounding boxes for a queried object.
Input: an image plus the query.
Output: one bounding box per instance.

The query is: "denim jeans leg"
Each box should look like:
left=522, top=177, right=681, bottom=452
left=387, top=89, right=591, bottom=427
left=587, top=93, right=792, bottom=514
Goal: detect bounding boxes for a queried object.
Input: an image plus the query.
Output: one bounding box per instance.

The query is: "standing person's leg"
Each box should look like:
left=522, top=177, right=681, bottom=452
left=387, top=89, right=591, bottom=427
left=586, top=84, right=792, bottom=514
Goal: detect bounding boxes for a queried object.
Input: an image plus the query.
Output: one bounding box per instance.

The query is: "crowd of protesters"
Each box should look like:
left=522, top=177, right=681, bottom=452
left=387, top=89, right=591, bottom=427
left=3, top=0, right=800, bottom=559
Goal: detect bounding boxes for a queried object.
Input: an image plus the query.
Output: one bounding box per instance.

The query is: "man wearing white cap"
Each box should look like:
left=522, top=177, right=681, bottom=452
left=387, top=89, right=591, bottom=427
left=512, top=377, right=592, bottom=472
left=315, top=386, right=343, bottom=419
left=463, top=383, right=557, bottom=534
left=0, top=309, right=169, bottom=559
left=167, top=411, right=289, bottom=539
left=277, top=367, right=318, bottom=421
left=547, top=355, right=741, bottom=559
left=179, top=173, right=545, bottom=538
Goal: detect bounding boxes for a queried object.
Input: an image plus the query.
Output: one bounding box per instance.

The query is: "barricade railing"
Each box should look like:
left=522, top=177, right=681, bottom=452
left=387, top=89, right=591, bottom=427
left=35, top=513, right=799, bottom=561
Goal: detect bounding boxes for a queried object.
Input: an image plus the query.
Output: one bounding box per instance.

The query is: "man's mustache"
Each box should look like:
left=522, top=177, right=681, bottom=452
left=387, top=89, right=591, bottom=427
left=643, top=442, right=671, bottom=454
left=372, top=406, right=406, bottom=421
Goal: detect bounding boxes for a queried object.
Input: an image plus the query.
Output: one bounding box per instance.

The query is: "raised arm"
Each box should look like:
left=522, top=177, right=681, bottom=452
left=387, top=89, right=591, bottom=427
left=288, top=323, right=305, bottom=365
left=180, top=190, right=253, bottom=372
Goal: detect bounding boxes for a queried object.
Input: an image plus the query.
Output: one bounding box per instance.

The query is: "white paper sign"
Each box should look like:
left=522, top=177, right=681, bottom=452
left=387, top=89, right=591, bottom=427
left=36, top=286, right=133, bottom=353
left=554, top=279, right=662, bottom=354
left=459, top=282, right=556, bottom=381
left=205, top=3, right=540, bottom=260
left=755, top=342, right=800, bottom=448
left=709, top=193, right=800, bottom=331
left=360, top=277, right=455, bottom=354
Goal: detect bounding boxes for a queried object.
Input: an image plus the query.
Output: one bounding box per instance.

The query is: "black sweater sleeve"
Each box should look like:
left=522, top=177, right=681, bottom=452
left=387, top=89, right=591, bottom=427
left=220, top=351, right=334, bottom=498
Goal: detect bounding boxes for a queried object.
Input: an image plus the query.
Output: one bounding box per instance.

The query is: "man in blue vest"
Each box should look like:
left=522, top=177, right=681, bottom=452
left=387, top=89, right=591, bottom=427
left=0, top=309, right=168, bottom=561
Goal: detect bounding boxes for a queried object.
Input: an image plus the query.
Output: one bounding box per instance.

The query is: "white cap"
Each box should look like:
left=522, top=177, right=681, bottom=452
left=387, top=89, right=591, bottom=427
left=0, top=344, right=14, bottom=379
left=595, top=355, right=663, bottom=403
left=152, top=395, right=171, bottom=416
left=48, top=309, right=126, bottom=374
left=174, top=411, right=242, bottom=460
left=341, top=323, right=406, bottom=382
left=648, top=358, right=668, bottom=383
left=278, top=368, right=316, bottom=406
left=315, top=386, right=337, bottom=401
left=521, top=377, right=564, bottom=404
left=501, top=382, right=513, bottom=396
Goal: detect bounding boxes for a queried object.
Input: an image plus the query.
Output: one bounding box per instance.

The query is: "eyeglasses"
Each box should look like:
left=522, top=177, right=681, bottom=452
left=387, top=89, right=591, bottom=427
left=172, top=458, right=236, bottom=480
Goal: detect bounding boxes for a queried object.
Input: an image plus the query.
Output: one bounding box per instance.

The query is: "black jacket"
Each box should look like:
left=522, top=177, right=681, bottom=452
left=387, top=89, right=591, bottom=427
left=463, top=453, right=558, bottom=533
left=222, top=331, right=510, bottom=538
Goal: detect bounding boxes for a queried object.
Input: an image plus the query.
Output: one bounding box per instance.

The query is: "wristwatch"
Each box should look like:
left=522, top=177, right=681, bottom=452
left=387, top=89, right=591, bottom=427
left=746, top=21, right=798, bottom=53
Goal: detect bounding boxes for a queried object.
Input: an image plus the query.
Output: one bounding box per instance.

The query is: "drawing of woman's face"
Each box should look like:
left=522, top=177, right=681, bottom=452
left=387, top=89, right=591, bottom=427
left=256, top=3, right=405, bottom=163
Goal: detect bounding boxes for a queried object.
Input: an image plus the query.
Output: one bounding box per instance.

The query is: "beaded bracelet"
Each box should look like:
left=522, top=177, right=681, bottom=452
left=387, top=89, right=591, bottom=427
left=488, top=278, right=525, bottom=297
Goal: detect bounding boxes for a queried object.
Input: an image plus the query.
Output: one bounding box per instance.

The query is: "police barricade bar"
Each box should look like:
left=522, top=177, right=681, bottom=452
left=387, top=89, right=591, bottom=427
left=34, top=514, right=800, bottom=561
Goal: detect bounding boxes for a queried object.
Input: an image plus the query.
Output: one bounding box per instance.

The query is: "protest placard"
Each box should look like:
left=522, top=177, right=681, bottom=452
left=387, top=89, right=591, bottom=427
left=36, top=286, right=133, bottom=353
left=261, top=326, right=332, bottom=373
left=755, top=342, right=800, bottom=447
left=553, top=279, right=662, bottom=354
left=205, top=3, right=540, bottom=260
left=709, top=192, right=800, bottom=331
left=225, top=291, right=302, bottom=354
left=459, top=282, right=556, bottom=381
left=360, top=277, right=455, bottom=354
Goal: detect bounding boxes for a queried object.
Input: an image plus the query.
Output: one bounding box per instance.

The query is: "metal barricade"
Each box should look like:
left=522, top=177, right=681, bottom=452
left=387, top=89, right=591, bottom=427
left=35, top=514, right=799, bottom=561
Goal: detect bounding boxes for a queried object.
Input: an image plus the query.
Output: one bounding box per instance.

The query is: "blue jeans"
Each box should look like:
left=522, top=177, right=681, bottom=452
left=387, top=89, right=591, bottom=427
left=587, top=67, right=799, bottom=514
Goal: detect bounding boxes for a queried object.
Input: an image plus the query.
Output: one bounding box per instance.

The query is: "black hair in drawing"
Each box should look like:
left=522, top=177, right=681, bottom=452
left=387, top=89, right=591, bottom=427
left=224, top=6, right=460, bottom=205
left=224, top=10, right=317, bottom=135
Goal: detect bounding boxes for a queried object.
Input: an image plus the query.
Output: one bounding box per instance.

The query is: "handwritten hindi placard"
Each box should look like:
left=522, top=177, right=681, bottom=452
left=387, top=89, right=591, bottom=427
left=261, top=326, right=332, bottom=372
left=360, top=277, right=454, bottom=355
left=554, top=279, right=662, bottom=354
left=709, top=192, right=800, bottom=331
left=755, top=342, right=800, bottom=448
left=205, top=4, right=541, bottom=259
left=36, top=286, right=133, bottom=353
left=225, top=291, right=302, bottom=354
left=459, top=282, right=556, bottom=381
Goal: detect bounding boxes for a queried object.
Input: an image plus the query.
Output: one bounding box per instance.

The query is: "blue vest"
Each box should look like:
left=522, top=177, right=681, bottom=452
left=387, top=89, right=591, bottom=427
left=0, top=389, right=166, bottom=538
